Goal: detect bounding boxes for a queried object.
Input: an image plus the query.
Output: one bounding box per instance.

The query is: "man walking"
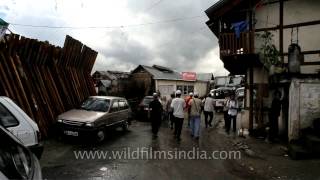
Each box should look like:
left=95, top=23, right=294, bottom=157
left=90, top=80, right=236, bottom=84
left=203, top=93, right=215, bottom=128
left=149, top=93, right=163, bottom=138
left=189, top=92, right=202, bottom=140
left=171, top=90, right=186, bottom=141
left=223, top=95, right=230, bottom=130
left=226, top=93, right=238, bottom=134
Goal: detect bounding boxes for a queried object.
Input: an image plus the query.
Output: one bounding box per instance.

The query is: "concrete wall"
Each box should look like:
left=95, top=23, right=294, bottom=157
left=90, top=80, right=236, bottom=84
left=288, top=78, right=320, bottom=141
left=194, top=81, right=209, bottom=97
left=254, top=0, right=320, bottom=74
left=245, top=66, right=269, bottom=108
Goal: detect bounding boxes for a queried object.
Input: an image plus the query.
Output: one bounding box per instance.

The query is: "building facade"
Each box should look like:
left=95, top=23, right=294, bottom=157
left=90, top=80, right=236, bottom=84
left=92, top=70, right=130, bottom=96
left=131, top=65, right=212, bottom=99
left=205, top=0, right=320, bottom=139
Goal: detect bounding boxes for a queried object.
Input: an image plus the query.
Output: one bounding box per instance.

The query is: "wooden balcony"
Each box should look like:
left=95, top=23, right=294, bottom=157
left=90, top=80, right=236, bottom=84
left=219, top=31, right=255, bottom=57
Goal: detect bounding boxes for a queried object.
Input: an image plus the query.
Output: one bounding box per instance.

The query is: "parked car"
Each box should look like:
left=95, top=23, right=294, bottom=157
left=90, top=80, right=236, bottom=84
left=0, top=96, right=43, bottom=158
left=236, top=87, right=245, bottom=109
left=211, top=87, right=234, bottom=112
left=56, top=96, right=132, bottom=142
left=0, top=125, right=42, bottom=180
left=137, top=96, right=153, bottom=121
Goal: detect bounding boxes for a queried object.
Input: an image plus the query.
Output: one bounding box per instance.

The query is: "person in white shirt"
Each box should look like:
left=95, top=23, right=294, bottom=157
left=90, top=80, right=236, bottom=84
left=226, top=93, right=238, bottom=134
left=171, top=90, right=186, bottom=141
left=188, top=92, right=202, bottom=139
left=203, top=93, right=215, bottom=128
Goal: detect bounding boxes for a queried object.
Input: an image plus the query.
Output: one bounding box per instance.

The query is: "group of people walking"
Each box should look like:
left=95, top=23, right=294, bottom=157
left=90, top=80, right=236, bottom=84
left=149, top=90, right=239, bottom=141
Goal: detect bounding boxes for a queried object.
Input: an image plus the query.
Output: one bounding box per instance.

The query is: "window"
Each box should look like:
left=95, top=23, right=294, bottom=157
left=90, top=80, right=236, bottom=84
left=80, top=98, right=110, bottom=112
left=124, top=101, right=129, bottom=109
left=177, top=85, right=183, bottom=91
left=187, top=86, right=194, bottom=94
left=0, top=103, right=19, bottom=127
left=183, top=86, right=188, bottom=95
left=110, top=100, right=119, bottom=112
left=176, top=85, right=194, bottom=95
left=142, top=97, right=153, bottom=106
left=119, top=100, right=128, bottom=110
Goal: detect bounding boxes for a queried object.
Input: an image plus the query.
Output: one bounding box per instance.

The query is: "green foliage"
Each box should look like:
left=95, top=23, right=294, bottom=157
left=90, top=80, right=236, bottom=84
left=257, top=31, right=281, bottom=68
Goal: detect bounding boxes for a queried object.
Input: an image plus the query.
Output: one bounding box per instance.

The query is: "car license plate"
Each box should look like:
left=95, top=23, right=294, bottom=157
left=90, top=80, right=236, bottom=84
left=64, top=130, right=78, bottom=136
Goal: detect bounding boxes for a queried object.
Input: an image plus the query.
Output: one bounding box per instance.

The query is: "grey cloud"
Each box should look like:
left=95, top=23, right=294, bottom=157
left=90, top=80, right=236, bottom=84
left=7, top=14, right=68, bottom=46
left=125, top=0, right=221, bottom=72
left=97, top=29, right=154, bottom=67
left=3, top=0, right=226, bottom=75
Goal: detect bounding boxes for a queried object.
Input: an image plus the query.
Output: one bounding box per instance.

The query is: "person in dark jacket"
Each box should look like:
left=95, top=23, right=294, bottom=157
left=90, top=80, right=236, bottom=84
left=149, top=93, right=163, bottom=138
left=269, top=90, right=282, bottom=142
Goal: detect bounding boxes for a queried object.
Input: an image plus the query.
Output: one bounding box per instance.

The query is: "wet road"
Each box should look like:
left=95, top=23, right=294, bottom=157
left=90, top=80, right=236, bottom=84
left=40, top=114, right=257, bottom=180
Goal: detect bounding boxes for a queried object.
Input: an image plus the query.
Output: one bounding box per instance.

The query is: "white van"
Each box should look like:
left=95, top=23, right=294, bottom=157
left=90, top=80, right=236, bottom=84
left=0, top=96, right=43, bottom=158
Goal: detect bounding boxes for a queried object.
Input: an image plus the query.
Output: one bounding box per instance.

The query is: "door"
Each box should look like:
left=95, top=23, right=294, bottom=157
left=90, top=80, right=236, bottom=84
left=118, top=100, right=129, bottom=122
left=0, top=102, right=34, bottom=147
left=108, top=100, right=121, bottom=125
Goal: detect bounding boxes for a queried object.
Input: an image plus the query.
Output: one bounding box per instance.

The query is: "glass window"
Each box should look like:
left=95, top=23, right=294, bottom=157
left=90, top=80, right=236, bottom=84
left=187, top=86, right=194, bottom=93
left=124, top=101, right=129, bottom=109
left=0, top=103, right=19, bottom=127
left=142, top=97, right=153, bottom=106
left=183, top=86, right=188, bottom=95
left=110, top=101, right=119, bottom=112
left=80, top=98, right=110, bottom=112
left=177, top=85, right=183, bottom=91
left=176, top=85, right=194, bottom=95
left=119, top=100, right=127, bottom=110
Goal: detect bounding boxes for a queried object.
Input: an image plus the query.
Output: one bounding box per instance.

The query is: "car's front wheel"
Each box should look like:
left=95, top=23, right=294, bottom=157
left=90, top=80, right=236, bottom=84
left=96, top=129, right=106, bottom=142
left=122, top=120, right=129, bottom=131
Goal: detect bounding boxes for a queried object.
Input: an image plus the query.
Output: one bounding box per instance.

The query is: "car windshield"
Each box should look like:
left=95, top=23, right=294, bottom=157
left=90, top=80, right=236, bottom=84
left=80, top=98, right=110, bottom=112
left=142, top=98, right=153, bottom=105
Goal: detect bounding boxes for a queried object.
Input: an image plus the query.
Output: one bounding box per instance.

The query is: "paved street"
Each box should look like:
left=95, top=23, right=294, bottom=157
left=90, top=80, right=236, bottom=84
left=40, top=114, right=320, bottom=180
left=40, top=114, right=252, bottom=180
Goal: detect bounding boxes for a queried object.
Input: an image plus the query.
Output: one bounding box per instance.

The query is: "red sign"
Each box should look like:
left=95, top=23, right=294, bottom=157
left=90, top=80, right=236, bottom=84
left=181, top=72, right=197, bottom=81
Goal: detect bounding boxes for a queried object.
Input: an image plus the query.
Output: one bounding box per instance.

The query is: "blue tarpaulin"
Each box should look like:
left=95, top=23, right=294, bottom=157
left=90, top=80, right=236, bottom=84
left=231, top=21, right=248, bottom=38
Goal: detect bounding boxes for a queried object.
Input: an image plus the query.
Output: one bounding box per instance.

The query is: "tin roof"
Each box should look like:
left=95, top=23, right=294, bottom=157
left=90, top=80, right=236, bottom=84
left=94, top=70, right=130, bottom=80
left=196, top=73, right=214, bottom=81
left=98, top=80, right=111, bottom=87
left=132, top=65, right=183, bottom=80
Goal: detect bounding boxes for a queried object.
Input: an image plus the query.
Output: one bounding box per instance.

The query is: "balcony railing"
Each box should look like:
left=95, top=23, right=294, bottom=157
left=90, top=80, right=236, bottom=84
left=219, top=31, right=254, bottom=57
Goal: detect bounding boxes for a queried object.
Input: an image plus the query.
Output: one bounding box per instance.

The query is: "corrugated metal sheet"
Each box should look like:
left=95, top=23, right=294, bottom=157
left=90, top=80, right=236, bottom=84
left=142, top=65, right=182, bottom=80
left=197, top=73, right=213, bottom=81
left=99, top=80, right=111, bottom=87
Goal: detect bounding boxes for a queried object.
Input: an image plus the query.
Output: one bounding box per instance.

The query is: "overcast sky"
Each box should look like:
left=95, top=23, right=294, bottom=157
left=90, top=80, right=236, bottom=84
left=0, top=0, right=228, bottom=76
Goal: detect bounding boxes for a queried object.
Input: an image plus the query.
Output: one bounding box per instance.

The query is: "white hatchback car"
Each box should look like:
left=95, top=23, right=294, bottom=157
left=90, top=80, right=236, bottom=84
left=0, top=96, right=43, bottom=158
